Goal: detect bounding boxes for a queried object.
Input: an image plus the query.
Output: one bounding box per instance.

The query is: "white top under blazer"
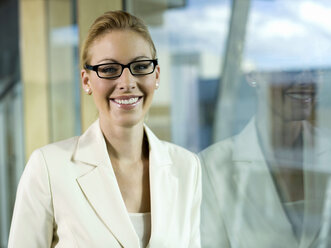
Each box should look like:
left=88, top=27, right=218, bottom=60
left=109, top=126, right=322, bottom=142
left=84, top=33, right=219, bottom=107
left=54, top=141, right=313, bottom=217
left=8, top=120, right=202, bottom=248
left=129, top=212, right=151, bottom=248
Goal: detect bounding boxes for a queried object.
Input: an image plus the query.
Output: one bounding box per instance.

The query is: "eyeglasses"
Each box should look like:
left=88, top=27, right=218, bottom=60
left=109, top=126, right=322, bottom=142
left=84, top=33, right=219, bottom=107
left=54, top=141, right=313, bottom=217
left=84, top=59, right=158, bottom=79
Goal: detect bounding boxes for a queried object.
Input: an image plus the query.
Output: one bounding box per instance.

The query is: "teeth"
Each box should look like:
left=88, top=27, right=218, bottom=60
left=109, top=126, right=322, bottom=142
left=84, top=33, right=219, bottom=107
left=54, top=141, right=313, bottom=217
left=114, top=97, right=139, bottom=105
left=287, top=93, right=312, bottom=100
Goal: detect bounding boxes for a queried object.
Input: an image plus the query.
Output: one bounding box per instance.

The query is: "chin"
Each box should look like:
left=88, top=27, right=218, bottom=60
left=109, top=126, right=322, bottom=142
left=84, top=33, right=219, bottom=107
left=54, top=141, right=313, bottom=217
left=270, top=104, right=313, bottom=122
left=283, top=111, right=313, bottom=122
left=114, top=116, right=145, bottom=128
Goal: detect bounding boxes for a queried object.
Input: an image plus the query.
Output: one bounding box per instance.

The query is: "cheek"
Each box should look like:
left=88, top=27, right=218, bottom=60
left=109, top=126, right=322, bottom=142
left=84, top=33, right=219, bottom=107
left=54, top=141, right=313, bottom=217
left=91, top=80, right=114, bottom=98
left=270, top=88, right=284, bottom=105
left=144, top=83, right=156, bottom=99
left=138, top=77, right=156, bottom=97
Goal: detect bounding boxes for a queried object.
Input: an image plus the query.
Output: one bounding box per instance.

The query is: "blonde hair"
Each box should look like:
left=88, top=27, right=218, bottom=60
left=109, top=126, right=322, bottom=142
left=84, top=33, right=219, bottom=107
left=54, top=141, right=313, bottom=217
left=80, top=10, right=157, bottom=69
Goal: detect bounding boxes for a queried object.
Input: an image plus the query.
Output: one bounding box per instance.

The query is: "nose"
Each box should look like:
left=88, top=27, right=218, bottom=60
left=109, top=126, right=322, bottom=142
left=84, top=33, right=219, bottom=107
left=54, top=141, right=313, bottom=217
left=116, top=68, right=136, bottom=91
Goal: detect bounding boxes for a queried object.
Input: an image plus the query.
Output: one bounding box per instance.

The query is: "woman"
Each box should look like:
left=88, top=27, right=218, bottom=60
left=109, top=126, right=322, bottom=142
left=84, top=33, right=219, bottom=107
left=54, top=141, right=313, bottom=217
left=200, top=71, right=331, bottom=247
left=8, top=11, right=201, bottom=248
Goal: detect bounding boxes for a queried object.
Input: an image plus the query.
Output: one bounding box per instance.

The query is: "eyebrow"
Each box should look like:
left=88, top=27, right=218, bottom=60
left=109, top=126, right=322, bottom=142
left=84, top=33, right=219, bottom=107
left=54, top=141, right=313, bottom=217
left=96, top=56, right=151, bottom=64
left=131, top=56, right=151, bottom=61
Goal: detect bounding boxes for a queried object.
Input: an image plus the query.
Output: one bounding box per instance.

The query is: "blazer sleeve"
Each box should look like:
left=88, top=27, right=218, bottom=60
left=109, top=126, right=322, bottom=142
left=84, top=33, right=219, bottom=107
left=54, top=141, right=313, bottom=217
left=8, top=149, right=54, bottom=248
left=199, top=152, right=231, bottom=248
left=189, top=154, right=202, bottom=248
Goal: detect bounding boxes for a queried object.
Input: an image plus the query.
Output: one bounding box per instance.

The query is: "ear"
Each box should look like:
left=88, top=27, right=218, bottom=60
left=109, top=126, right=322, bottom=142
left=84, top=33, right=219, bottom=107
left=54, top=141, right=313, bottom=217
left=81, top=69, right=92, bottom=94
left=155, top=65, right=160, bottom=89
left=246, top=72, right=258, bottom=88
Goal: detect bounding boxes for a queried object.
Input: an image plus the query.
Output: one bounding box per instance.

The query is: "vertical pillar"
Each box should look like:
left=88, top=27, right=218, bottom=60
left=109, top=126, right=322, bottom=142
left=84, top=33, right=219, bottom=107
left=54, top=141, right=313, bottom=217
left=0, top=104, right=9, bottom=248
left=20, top=0, right=50, bottom=160
left=213, top=0, right=251, bottom=141
left=48, top=0, right=77, bottom=141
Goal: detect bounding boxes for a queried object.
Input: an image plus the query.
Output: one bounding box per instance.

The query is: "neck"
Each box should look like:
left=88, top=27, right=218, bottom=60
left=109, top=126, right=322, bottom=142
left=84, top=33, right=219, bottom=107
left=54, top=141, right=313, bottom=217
left=99, top=117, right=147, bottom=164
left=256, top=110, right=303, bottom=149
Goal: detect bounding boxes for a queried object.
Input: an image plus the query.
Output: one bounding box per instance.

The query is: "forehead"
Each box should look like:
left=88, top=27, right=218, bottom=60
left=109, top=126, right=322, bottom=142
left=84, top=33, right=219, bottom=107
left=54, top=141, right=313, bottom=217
left=251, top=71, right=318, bottom=86
left=88, top=30, right=153, bottom=64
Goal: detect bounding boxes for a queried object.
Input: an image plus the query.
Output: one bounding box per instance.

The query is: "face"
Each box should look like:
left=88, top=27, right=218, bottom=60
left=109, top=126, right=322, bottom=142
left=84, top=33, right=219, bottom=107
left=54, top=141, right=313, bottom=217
left=81, top=30, right=160, bottom=128
left=254, top=72, right=317, bottom=122
left=269, top=81, right=316, bottom=122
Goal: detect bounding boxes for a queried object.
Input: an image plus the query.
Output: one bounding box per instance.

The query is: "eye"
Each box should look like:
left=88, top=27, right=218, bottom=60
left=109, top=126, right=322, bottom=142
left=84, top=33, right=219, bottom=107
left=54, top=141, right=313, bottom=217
left=132, top=62, right=152, bottom=72
left=99, top=66, right=119, bottom=74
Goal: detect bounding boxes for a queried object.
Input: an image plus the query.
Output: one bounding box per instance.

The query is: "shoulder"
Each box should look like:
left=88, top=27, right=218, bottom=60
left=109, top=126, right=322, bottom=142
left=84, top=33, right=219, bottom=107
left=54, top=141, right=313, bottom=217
left=160, top=140, right=200, bottom=176
left=158, top=140, right=201, bottom=199
left=199, top=137, right=234, bottom=165
left=145, top=124, right=199, bottom=168
left=27, top=136, right=79, bottom=167
left=39, top=136, right=78, bottom=155
left=155, top=140, right=200, bottom=184
left=197, top=136, right=238, bottom=184
left=162, top=140, right=199, bottom=162
left=18, top=137, right=80, bottom=194
left=39, top=136, right=79, bottom=153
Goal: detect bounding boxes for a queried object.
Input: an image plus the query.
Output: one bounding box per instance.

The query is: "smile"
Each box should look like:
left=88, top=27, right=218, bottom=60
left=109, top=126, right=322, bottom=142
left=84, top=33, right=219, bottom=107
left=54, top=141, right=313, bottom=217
left=110, top=96, right=143, bottom=109
left=285, top=92, right=315, bottom=102
left=114, top=97, right=139, bottom=105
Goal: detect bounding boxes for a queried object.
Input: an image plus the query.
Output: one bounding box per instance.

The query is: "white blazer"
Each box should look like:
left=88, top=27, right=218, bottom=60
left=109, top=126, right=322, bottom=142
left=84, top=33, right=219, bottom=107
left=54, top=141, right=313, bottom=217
left=8, top=120, right=201, bottom=248
left=199, top=118, right=331, bottom=248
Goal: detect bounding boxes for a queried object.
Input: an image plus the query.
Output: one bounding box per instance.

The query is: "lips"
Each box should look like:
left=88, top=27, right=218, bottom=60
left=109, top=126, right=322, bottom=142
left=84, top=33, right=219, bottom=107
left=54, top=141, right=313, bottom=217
left=285, top=91, right=315, bottom=102
left=109, top=95, right=143, bottom=109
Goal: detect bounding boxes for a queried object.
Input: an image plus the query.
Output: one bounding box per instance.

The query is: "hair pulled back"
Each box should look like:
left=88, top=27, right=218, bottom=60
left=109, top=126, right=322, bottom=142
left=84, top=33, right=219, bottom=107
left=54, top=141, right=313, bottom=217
left=80, top=10, right=156, bottom=68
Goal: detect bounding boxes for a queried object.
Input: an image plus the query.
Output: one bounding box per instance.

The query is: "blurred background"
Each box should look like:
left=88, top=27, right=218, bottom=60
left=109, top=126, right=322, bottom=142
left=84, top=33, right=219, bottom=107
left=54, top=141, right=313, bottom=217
left=1, top=0, right=331, bottom=247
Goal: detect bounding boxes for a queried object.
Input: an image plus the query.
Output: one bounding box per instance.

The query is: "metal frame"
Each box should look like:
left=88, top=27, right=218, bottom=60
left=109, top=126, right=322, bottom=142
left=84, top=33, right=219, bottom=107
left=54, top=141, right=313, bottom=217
left=213, top=0, right=251, bottom=141
left=0, top=82, right=25, bottom=248
left=0, top=98, right=9, bottom=247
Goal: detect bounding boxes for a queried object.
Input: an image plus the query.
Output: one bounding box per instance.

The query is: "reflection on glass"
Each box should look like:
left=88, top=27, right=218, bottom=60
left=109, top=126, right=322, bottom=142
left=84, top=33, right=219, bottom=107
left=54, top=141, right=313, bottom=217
left=200, top=69, right=331, bottom=248
left=200, top=0, right=331, bottom=247
left=144, top=0, right=232, bottom=151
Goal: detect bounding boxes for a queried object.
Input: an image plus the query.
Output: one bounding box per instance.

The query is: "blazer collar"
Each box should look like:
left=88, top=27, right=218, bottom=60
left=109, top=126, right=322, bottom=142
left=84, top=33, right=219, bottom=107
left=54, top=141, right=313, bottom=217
left=232, top=117, right=265, bottom=162
left=73, top=120, right=172, bottom=169
left=73, top=120, right=137, bottom=247
left=232, top=118, right=327, bottom=162
left=143, top=125, right=178, bottom=247
left=73, top=119, right=112, bottom=169
left=73, top=120, right=176, bottom=247
left=232, top=117, right=330, bottom=246
left=230, top=118, right=296, bottom=244
left=144, top=124, right=172, bottom=167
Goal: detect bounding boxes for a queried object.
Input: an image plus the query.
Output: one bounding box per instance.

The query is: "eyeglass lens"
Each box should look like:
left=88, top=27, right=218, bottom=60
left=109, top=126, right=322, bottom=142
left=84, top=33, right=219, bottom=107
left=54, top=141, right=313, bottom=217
left=97, top=60, right=155, bottom=78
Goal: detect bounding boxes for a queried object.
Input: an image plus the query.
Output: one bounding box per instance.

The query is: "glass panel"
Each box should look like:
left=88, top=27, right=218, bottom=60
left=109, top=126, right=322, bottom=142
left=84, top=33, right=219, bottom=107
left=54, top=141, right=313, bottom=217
left=0, top=0, right=22, bottom=247
left=129, top=0, right=232, bottom=152
left=0, top=103, right=10, bottom=248
left=0, top=83, right=24, bottom=248
left=48, top=0, right=81, bottom=141
left=200, top=0, right=331, bottom=247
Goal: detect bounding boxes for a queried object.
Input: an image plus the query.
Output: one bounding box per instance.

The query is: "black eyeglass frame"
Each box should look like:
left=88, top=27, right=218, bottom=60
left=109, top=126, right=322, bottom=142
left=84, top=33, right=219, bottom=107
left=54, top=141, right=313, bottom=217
left=84, top=59, right=158, bottom=79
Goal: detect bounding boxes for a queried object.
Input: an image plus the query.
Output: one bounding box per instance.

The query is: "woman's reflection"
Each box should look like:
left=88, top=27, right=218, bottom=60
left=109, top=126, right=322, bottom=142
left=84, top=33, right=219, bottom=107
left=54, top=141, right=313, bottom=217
left=199, top=70, right=331, bottom=248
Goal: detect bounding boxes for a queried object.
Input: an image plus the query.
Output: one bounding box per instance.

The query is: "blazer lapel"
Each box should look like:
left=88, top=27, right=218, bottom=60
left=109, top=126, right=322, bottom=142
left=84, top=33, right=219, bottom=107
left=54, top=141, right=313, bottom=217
left=230, top=119, right=298, bottom=246
left=144, top=125, right=178, bottom=248
left=73, top=120, right=139, bottom=248
left=301, top=122, right=331, bottom=247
